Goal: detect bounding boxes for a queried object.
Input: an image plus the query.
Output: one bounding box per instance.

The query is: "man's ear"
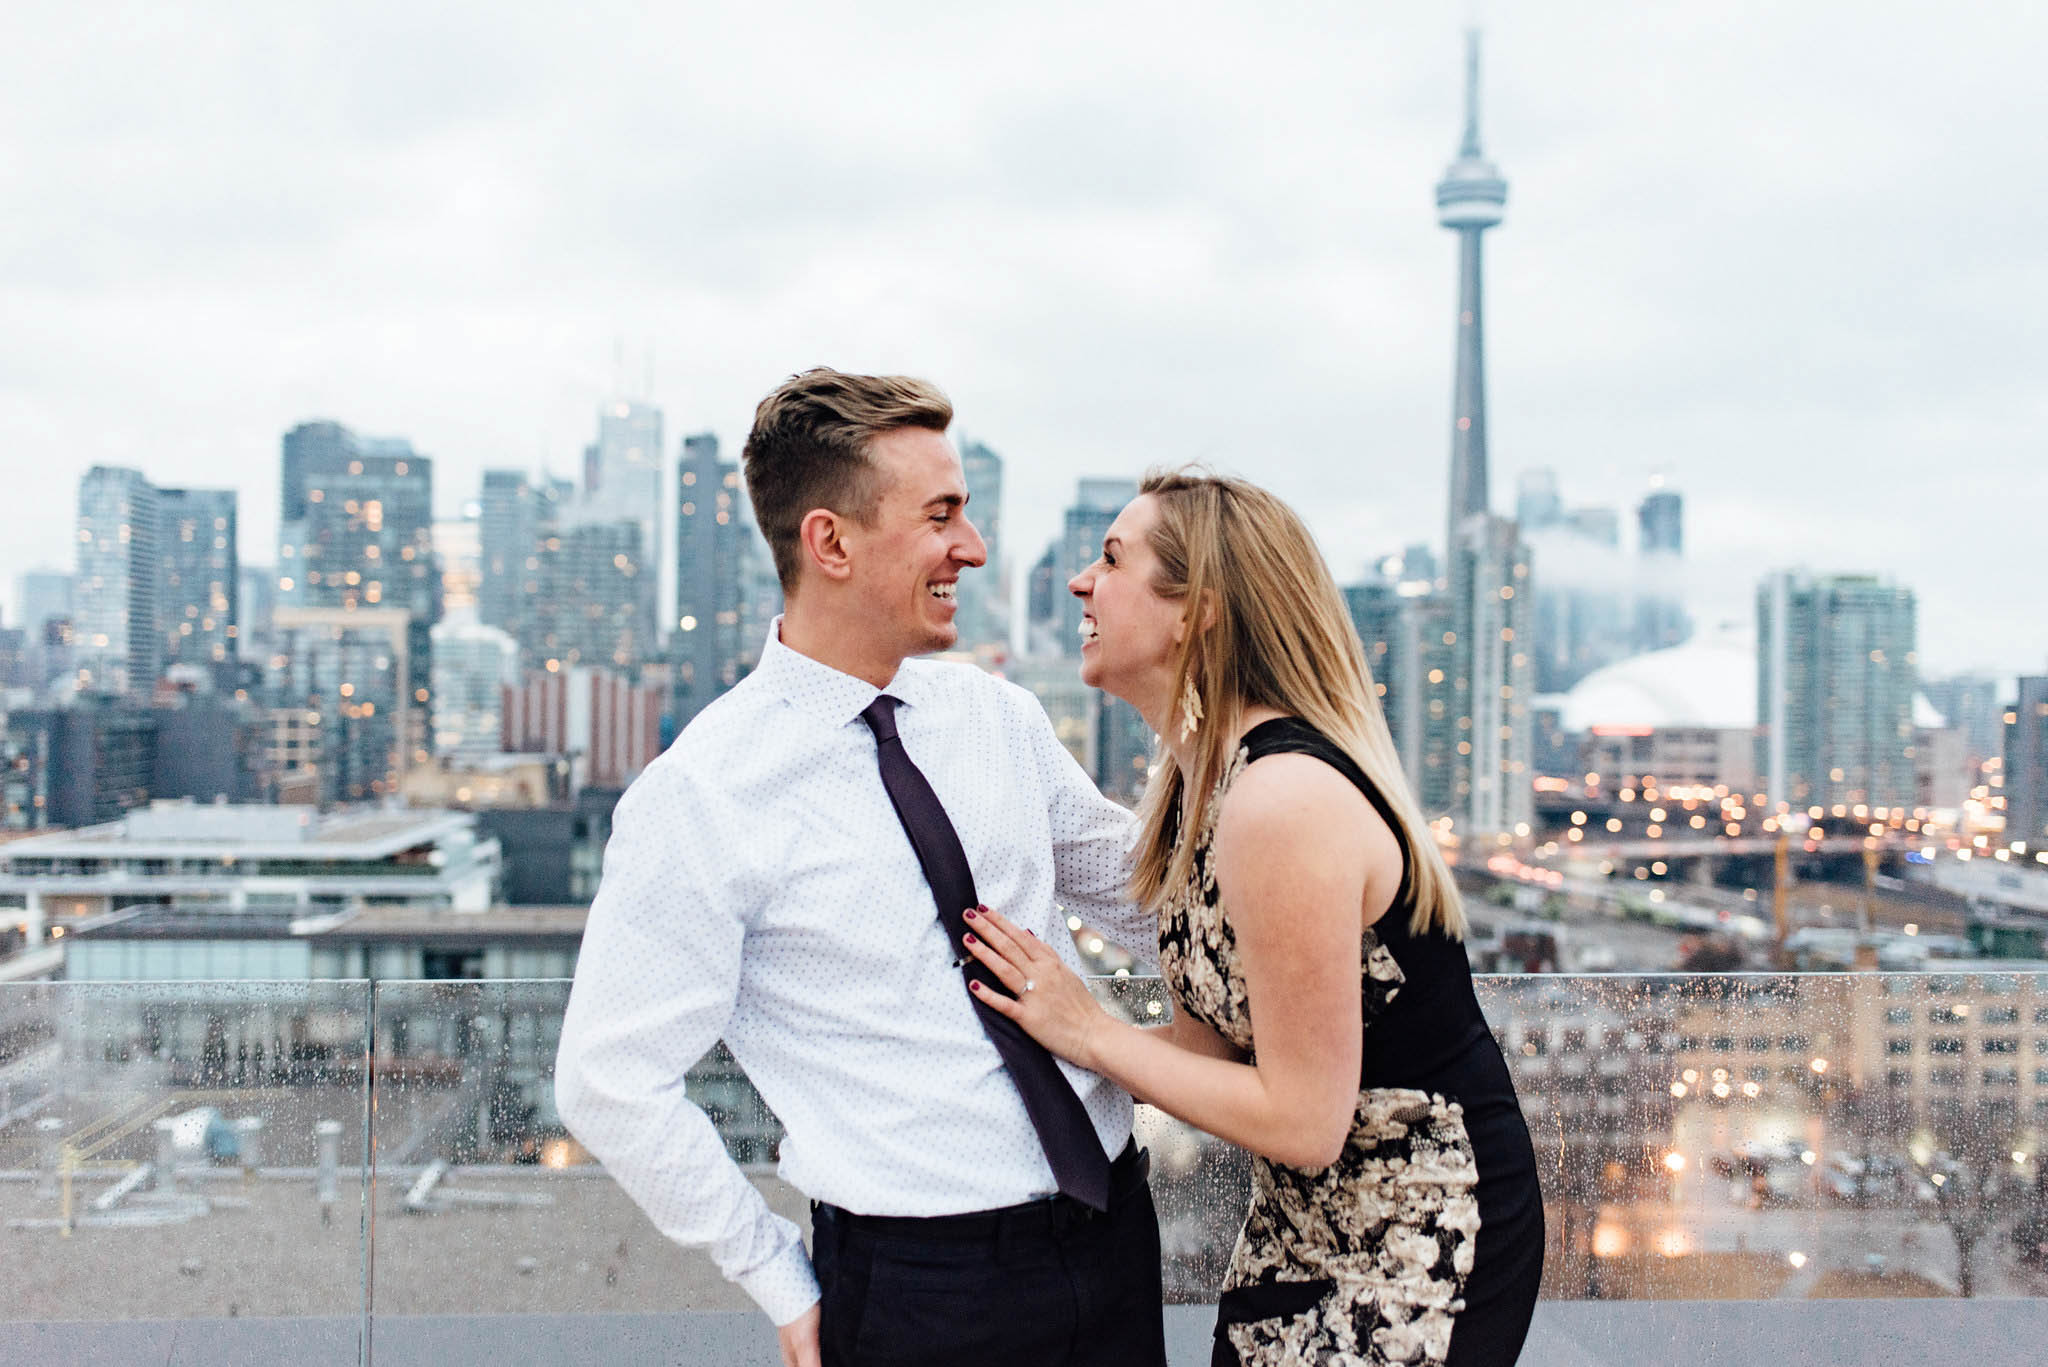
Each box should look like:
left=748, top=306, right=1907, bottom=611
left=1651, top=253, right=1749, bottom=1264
left=799, top=508, right=855, bottom=583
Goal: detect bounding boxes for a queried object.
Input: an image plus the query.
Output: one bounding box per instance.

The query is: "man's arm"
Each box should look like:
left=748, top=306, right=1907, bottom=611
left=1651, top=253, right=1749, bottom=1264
left=1011, top=686, right=1155, bottom=967
left=554, top=768, right=819, bottom=1327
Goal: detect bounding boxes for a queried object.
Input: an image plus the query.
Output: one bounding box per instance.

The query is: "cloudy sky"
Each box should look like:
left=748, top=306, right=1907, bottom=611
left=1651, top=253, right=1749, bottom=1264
left=5, top=2, right=2044, bottom=680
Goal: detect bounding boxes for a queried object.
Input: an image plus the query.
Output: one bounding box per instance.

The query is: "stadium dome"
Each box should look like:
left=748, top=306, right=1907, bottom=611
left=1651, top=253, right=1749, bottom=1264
left=1558, top=631, right=1949, bottom=734
left=1559, top=639, right=1756, bottom=734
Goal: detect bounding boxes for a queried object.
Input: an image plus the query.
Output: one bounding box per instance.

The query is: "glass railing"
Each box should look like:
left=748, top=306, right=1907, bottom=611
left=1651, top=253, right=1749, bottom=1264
left=4, top=973, right=2046, bottom=1363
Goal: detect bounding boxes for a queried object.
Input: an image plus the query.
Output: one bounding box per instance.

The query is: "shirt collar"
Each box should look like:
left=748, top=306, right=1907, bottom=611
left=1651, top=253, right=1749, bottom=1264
left=754, top=616, right=938, bottom=728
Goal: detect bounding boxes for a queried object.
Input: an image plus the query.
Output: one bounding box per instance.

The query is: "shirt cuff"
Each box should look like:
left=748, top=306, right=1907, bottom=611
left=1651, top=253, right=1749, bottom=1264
left=738, top=1239, right=822, bottom=1327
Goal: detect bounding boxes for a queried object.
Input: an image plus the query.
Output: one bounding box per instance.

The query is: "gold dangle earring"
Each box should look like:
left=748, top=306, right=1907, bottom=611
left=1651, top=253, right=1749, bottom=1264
left=1178, top=672, right=1204, bottom=742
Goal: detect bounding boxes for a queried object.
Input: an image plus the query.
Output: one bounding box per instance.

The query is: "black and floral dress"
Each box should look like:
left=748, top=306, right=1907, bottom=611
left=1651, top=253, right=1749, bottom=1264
left=1159, top=718, right=1544, bottom=1367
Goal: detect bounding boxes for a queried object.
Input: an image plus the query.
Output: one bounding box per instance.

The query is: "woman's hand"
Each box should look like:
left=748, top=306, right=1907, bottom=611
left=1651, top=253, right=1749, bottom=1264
left=961, top=905, right=1112, bottom=1071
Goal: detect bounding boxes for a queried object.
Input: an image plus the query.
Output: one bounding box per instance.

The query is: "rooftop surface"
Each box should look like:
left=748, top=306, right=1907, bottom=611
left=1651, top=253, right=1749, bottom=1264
left=2, top=805, right=476, bottom=860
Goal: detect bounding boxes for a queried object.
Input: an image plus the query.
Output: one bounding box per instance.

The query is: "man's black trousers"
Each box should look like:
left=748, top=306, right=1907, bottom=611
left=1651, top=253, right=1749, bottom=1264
left=811, top=1141, right=1168, bottom=1367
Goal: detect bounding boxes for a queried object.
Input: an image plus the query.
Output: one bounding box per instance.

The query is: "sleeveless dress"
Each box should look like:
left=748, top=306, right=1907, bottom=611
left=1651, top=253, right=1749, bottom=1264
left=1158, top=718, right=1544, bottom=1367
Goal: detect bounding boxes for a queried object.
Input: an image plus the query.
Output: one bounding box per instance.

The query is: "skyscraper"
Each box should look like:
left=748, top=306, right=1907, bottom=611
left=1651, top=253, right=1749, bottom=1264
left=479, top=470, right=527, bottom=635
left=583, top=399, right=665, bottom=644
left=1514, top=469, right=1562, bottom=532
left=1923, top=673, right=2006, bottom=765
left=16, top=567, right=75, bottom=694
left=1028, top=478, right=1150, bottom=801
left=1634, top=480, right=1690, bottom=652
left=1565, top=507, right=1619, bottom=546
left=275, top=421, right=441, bottom=793
left=1638, top=484, right=1682, bottom=554
left=955, top=440, right=1009, bottom=656
left=280, top=421, right=353, bottom=529
left=478, top=469, right=573, bottom=653
left=73, top=466, right=161, bottom=697
left=433, top=514, right=482, bottom=614
left=520, top=520, right=655, bottom=674
left=1515, top=473, right=1633, bottom=695
left=2003, top=678, right=2048, bottom=851
left=15, top=569, right=73, bottom=645
left=269, top=607, right=416, bottom=803
left=431, top=617, right=519, bottom=760
left=235, top=563, right=275, bottom=664
left=1054, top=479, right=1136, bottom=658
left=1758, top=572, right=1918, bottom=813
left=156, top=486, right=238, bottom=686
left=1025, top=544, right=1063, bottom=658
left=673, top=433, right=750, bottom=724
left=1450, top=515, right=1534, bottom=839
left=1436, top=29, right=1509, bottom=565
left=1347, top=572, right=1458, bottom=818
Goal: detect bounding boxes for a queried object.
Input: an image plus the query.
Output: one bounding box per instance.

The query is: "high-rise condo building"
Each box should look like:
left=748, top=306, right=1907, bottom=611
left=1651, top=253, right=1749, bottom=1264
left=1025, top=544, right=1063, bottom=658
left=275, top=421, right=441, bottom=798
left=1054, top=479, right=1136, bottom=659
left=431, top=617, right=519, bottom=760
left=1923, top=673, right=2006, bottom=766
left=156, top=486, right=238, bottom=687
left=1450, top=514, right=1534, bottom=839
left=1516, top=472, right=1631, bottom=695
left=17, top=567, right=76, bottom=694
left=15, top=569, right=74, bottom=647
left=1345, top=579, right=1456, bottom=816
left=1757, top=572, right=1918, bottom=814
left=673, top=433, right=751, bottom=725
left=955, top=440, right=1009, bottom=656
left=2005, top=677, right=2048, bottom=851
left=478, top=469, right=568, bottom=644
left=268, top=606, right=416, bottom=804
left=1029, top=478, right=1150, bottom=800
left=583, top=399, right=664, bottom=644
left=520, top=520, right=655, bottom=675
left=74, top=466, right=161, bottom=697
left=433, top=515, right=481, bottom=614
left=1634, top=481, right=1690, bottom=653
left=1514, top=469, right=1562, bottom=532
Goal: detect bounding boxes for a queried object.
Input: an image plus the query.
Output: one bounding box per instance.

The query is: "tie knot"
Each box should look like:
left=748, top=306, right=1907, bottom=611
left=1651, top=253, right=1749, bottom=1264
left=859, top=694, right=903, bottom=743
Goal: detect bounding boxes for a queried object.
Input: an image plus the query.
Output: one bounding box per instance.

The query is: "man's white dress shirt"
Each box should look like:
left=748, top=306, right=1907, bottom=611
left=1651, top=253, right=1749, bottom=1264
left=554, top=622, right=1152, bottom=1326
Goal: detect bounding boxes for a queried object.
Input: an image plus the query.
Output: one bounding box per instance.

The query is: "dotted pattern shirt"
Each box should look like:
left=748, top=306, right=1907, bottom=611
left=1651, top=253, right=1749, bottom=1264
left=554, top=620, right=1152, bottom=1326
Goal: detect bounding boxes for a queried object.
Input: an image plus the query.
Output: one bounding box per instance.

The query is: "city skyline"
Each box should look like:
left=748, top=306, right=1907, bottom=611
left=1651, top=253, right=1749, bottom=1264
left=3, top=7, right=2046, bottom=679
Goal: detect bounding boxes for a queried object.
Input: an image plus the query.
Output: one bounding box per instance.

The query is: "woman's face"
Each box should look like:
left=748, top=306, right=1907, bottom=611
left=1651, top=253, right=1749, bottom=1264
left=1068, top=493, right=1186, bottom=717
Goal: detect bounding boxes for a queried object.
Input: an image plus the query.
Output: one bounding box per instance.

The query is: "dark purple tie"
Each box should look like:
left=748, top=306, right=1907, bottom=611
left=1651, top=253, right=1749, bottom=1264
left=859, top=694, right=1111, bottom=1211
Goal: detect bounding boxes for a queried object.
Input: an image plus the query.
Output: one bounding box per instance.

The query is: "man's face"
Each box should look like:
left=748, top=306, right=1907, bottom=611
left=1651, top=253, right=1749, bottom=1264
left=843, top=427, right=988, bottom=659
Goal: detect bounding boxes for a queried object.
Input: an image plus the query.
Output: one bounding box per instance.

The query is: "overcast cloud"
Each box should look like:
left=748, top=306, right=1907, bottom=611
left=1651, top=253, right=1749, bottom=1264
left=4, top=1, right=2044, bottom=679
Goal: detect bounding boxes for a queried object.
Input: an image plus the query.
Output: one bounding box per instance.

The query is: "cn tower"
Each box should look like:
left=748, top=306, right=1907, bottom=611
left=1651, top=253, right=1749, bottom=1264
left=1436, top=29, right=1509, bottom=564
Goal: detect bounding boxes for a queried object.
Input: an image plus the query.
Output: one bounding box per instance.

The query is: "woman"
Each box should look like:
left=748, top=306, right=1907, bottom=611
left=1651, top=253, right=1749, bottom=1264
left=963, top=470, right=1543, bottom=1366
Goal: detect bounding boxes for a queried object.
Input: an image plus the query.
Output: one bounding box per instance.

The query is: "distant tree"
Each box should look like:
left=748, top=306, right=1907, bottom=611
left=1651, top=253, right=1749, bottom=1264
left=1918, top=1121, right=2026, bottom=1297
left=2011, top=1167, right=2048, bottom=1272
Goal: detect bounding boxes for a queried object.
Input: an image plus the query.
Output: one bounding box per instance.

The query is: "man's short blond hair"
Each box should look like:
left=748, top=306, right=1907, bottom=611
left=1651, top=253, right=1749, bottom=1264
left=742, top=368, right=954, bottom=592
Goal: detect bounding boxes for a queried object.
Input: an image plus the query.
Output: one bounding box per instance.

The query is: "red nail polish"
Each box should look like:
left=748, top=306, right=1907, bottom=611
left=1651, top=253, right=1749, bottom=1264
left=963, top=907, right=977, bottom=919
left=963, top=932, right=978, bottom=945
left=969, top=981, right=982, bottom=992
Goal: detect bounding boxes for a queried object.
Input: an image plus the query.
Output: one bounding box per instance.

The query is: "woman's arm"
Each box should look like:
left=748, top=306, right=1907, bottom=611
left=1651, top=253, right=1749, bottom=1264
left=967, top=753, right=1403, bottom=1170
left=1151, top=996, right=1247, bottom=1062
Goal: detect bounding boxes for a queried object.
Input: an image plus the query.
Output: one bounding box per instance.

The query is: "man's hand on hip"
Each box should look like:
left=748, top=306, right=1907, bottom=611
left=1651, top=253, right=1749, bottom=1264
left=778, top=1301, right=822, bottom=1367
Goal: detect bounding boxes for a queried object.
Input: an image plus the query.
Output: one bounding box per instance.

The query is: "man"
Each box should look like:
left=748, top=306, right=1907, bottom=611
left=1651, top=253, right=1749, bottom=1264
left=554, top=369, right=1166, bottom=1367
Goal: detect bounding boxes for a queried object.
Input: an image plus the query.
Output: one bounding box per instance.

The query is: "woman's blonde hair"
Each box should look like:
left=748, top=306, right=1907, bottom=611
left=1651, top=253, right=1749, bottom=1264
left=1128, top=468, right=1466, bottom=940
